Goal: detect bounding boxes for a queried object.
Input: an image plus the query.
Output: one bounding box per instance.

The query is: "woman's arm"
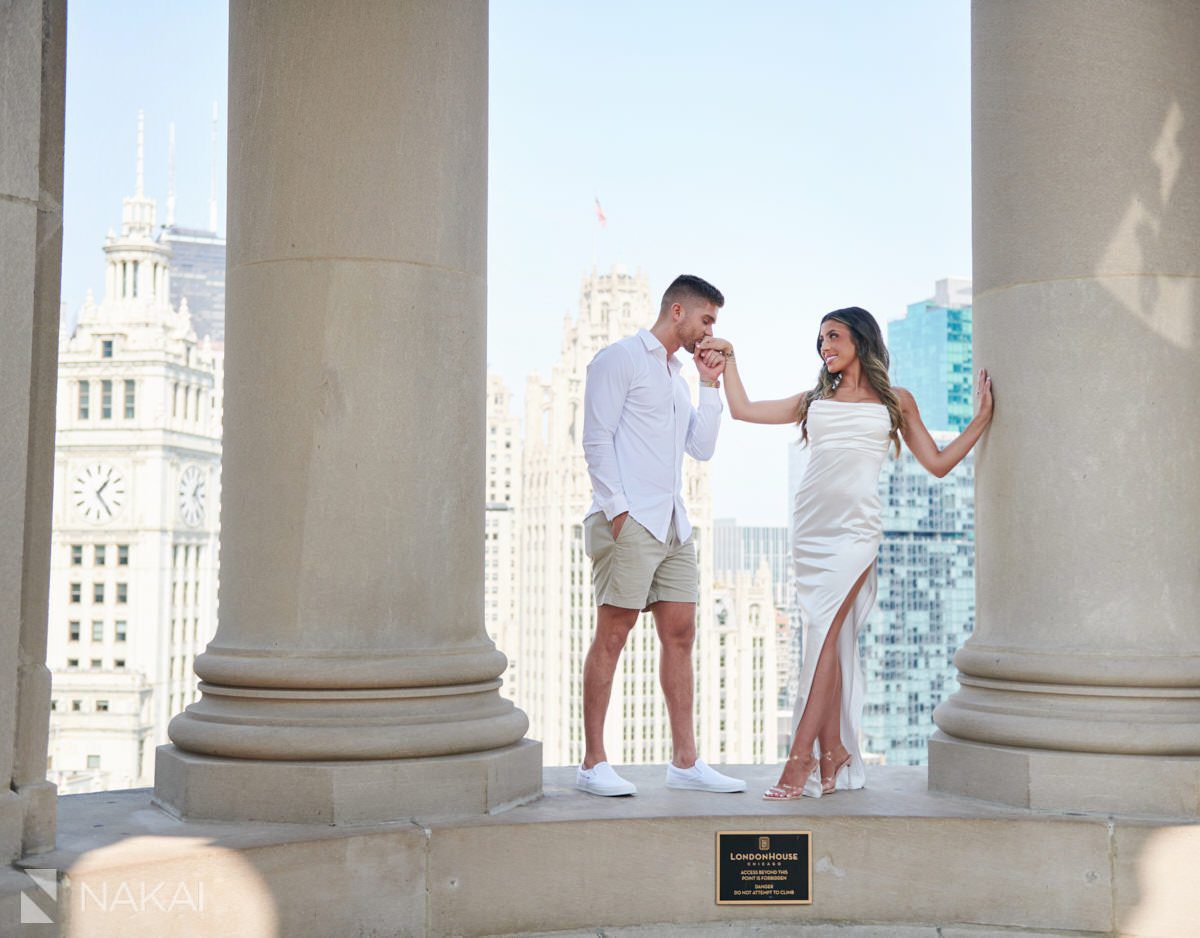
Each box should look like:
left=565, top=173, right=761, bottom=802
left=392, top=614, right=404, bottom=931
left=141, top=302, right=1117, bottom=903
left=697, top=338, right=803, bottom=425
left=898, top=369, right=993, bottom=477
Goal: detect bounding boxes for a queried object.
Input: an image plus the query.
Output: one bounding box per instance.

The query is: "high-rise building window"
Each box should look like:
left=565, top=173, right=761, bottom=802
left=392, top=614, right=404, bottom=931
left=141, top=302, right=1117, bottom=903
left=101, top=380, right=113, bottom=419
left=115, top=621, right=127, bottom=642
left=124, top=380, right=136, bottom=418
left=69, top=583, right=80, bottom=603
left=117, top=544, right=130, bottom=566
left=78, top=381, right=90, bottom=418
left=102, top=339, right=113, bottom=358
left=71, top=699, right=82, bottom=711
left=91, top=621, right=104, bottom=642
left=94, top=544, right=106, bottom=566
left=86, top=754, right=100, bottom=768
left=93, top=583, right=104, bottom=603
left=96, top=700, right=109, bottom=712
left=68, top=621, right=80, bottom=641
left=89, top=658, right=102, bottom=669
left=116, top=583, right=128, bottom=604
left=114, top=658, right=125, bottom=669
left=70, top=544, right=83, bottom=566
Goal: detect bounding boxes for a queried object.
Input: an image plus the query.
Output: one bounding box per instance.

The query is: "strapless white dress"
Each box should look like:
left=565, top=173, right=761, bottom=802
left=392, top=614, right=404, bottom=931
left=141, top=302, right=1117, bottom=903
left=790, top=399, right=891, bottom=796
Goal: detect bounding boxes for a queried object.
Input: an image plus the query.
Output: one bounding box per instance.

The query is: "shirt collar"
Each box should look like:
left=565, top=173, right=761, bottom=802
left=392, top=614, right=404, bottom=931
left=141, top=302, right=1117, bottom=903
left=637, top=328, right=682, bottom=374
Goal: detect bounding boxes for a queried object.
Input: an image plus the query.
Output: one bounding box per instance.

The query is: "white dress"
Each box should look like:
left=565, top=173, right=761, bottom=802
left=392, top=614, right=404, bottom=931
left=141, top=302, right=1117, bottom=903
left=789, top=399, right=891, bottom=796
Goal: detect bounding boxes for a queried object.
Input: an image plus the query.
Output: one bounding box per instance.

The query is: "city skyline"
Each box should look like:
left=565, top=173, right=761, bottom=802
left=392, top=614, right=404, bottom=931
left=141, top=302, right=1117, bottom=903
left=48, top=140, right=222, bottom=793
left=60, top=0, right=971, bottom=523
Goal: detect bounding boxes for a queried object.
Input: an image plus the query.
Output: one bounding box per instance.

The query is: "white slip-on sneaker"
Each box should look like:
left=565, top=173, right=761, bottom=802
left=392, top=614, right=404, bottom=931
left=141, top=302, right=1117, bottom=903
left=665, top=758, right=746, bottom=793
left=576, top=761, right=638, bottom=796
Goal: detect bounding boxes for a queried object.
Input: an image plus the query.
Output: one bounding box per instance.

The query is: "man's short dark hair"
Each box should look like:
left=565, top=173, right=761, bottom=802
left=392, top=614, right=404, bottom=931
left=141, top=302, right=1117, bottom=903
left=660, top=274, right=724, bottom=315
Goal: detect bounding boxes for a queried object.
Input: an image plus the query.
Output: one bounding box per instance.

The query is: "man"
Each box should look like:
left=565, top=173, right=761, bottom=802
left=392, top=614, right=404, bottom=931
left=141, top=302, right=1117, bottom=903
left=577, top=274, right=745, bottom=796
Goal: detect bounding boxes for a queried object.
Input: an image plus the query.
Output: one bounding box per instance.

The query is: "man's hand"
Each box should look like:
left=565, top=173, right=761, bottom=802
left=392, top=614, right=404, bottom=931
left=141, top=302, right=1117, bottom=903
left=694, top=346, right=726, bottom=382
left=611, top=511, right=629, bottom=540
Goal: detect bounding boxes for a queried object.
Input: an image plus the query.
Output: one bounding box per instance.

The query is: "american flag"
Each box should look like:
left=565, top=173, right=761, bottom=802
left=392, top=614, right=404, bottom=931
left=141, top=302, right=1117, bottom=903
left=594, top=197, right=607, bottom=228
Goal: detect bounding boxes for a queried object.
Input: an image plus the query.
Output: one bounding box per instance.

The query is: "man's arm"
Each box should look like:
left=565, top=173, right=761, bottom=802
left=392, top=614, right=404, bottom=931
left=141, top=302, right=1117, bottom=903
left=683, top=348, right=724, bottom=460
left=685, top=384, right=723, bottom=461
left=582, top=344, right=635, bottom=519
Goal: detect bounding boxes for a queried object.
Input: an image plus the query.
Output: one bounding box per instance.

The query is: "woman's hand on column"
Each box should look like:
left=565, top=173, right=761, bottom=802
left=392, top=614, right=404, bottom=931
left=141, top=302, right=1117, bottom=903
left=974, top=368, right=994, bottom=424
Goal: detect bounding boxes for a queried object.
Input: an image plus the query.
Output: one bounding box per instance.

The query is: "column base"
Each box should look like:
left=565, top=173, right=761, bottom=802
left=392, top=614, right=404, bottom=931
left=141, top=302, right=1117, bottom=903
left=928, top=731, right=1200, bottom=817
left=153, top=739, right=542, bottom=824
left=15, top=780, right=56, bottom=856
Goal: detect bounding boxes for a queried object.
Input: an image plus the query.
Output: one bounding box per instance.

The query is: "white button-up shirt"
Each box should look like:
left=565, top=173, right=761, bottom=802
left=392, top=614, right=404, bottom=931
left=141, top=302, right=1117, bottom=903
left=582, top=328, right=722, bottom=543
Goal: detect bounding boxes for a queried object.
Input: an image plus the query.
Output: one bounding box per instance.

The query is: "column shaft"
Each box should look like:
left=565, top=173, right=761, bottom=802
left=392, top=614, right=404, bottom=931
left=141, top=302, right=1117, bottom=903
left=155, top=0, right=540, bottom=823
left=931, top=0, right=1200, bottom=814
left=0, top=0, right=66, bottom=859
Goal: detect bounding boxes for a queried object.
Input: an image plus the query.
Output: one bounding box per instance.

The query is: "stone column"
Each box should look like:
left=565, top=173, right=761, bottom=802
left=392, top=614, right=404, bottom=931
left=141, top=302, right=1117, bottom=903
left=0, top=0, right=66, bottom=860
left=930, top=0, right=1200, bottom=816
left=155, top=0, right=541, bottom=824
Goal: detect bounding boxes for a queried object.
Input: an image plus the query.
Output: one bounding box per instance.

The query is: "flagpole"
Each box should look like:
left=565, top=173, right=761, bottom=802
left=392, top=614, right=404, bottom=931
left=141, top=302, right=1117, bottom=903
left=592, top=196, right=606, bottom=273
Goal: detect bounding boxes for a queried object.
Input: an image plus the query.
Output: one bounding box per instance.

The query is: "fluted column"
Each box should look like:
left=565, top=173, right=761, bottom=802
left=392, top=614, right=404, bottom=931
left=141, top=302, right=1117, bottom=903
left=154, top=0, right=541, bottom=823
left=0, top=0, right=66, bottom=859
left=930, top=0, right=1200, bottom=815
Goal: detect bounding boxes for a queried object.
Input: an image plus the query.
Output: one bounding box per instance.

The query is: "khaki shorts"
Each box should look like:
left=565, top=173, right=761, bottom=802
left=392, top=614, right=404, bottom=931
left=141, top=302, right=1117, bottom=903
left=583, top=512, right=699, bottom=610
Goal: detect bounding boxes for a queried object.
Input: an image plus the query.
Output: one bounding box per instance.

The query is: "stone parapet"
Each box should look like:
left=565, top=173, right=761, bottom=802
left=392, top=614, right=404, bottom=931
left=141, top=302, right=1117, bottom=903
left=6, top=766, right=1197, bottom=938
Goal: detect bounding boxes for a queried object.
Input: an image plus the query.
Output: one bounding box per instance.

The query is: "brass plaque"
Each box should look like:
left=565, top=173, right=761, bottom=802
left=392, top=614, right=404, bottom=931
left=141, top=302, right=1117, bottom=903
left=715, top=830, right=812, bottom=905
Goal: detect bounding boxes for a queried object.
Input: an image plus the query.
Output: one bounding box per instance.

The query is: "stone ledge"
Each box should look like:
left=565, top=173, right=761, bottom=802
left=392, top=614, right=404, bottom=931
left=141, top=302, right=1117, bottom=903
left=3, top=765, right=1197, bottom=938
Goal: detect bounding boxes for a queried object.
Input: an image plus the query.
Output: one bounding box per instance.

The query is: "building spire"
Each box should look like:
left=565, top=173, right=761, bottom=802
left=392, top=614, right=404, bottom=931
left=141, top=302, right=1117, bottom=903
left=136, top=109, right=145, bottom=197
left=208, top=101, right=218, bottom=233
left=166, top=122, right=176, bottom=227
left=119, top=110, right=156, bottom=239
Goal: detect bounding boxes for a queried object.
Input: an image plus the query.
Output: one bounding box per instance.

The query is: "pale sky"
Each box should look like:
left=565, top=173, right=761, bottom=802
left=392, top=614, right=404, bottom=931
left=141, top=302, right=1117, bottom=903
left=61, top=1, right=971, bottom=526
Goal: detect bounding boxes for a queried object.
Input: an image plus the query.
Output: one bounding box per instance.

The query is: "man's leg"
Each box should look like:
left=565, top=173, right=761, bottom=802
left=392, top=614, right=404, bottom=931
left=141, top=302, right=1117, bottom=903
left=582, top=603, right=641, bottom=769
left=651, top=601, right=698, bottom=769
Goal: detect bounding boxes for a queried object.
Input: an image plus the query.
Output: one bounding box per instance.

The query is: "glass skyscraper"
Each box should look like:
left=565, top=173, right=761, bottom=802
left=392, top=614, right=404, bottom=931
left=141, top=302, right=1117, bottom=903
left=713, top=519, right=791, bottom=608
left=860, top=436, right=974, bottom=765
left=159, top=225, right=226, bottom=343
left=888, top=277, right=973, bottom=432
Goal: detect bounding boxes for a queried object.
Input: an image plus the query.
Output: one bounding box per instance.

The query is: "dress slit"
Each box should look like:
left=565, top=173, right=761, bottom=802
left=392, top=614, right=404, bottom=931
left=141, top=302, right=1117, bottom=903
left=789, top=559, right=877, bottom=797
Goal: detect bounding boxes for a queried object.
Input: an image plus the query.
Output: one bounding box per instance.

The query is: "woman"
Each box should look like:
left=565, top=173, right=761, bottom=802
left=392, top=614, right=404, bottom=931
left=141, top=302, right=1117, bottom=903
left=698, top=307, right=992, bottom=799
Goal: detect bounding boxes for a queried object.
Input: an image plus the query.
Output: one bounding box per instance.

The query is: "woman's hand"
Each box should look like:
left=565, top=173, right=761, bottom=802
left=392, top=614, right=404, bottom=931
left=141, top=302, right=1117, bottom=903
left=974, top=368, right=994, bottom=423
left=698, top=337, right=733, bottom=370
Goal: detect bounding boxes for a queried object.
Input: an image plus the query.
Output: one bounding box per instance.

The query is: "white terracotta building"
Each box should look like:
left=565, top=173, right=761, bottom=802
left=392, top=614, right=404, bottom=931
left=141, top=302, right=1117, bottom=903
left=46, top=113, right=222, bottom=793
left=485, top=372, right=521, bottom=700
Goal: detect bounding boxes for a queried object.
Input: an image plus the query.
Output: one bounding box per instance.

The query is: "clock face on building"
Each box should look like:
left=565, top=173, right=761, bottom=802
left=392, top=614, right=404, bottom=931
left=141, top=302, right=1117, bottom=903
left=179, top=465, right=206, bottom=527
left=73, top=463, right=125, bottom=523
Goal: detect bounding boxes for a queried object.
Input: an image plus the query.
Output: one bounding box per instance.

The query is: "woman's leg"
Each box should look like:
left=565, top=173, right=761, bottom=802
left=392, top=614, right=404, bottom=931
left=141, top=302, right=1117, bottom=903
left=776, top=564, right=873, bottom=788
left=816, top=665, right=844, bottom=755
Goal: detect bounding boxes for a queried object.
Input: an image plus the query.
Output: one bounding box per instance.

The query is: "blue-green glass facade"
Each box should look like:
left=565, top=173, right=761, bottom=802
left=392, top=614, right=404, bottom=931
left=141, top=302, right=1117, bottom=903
left=888, top=290, right=973, bottom=432
left=860, top=438, right=974, bottom=765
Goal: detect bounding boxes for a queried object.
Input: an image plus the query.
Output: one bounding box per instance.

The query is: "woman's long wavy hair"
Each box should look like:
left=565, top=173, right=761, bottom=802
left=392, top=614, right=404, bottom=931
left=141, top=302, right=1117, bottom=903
left=796, top=307, right=903, bottom=456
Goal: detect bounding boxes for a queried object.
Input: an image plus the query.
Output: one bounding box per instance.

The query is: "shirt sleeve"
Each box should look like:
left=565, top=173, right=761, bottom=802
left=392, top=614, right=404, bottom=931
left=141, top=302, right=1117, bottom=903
left=684, top=385, right=723, bottom=461
left=582, top=344, right=635, bottom=519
